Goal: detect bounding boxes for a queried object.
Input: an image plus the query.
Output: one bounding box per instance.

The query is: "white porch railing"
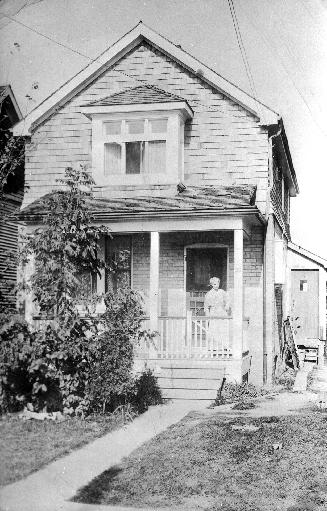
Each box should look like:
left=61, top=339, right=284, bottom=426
left=137, top=313, right=234, bottom=359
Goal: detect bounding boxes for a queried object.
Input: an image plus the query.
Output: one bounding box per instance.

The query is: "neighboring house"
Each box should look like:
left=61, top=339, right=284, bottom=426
left=14, top=23, right=299, bottom=399
left=0, top=85, right=23, bottom=310
left=287, top=243, right=327, bottom=347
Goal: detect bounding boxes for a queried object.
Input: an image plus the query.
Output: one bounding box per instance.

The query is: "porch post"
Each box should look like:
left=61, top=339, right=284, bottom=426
left=233, top=229, right=244, bottom=360
left=149, top=231, right=160, bottom=331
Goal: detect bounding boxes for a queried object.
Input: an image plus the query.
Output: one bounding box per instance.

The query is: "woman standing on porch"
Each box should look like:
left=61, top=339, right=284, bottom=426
left=204, top=277, right=231, bottom=354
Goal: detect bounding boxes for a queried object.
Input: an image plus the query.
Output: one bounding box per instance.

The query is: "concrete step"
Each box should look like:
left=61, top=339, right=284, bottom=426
left=162, top=387, right=218, bottom=400
left=157, top=367, right=226, bottom=379
left=158, top=377, right=223, bottom=390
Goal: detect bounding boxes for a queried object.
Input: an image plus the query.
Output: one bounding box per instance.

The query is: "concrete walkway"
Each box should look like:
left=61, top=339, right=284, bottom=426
left=0, top=401, right=208, bottom=511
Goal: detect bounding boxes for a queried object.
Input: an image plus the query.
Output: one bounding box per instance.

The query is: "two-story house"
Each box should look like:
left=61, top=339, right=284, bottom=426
left=14, top=23, right=299, bottom=400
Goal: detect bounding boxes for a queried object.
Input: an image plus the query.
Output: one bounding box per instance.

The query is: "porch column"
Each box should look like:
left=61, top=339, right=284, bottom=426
left=233, top=229, right=244, bottom=360
left=149, top=231, right=160, bottom=331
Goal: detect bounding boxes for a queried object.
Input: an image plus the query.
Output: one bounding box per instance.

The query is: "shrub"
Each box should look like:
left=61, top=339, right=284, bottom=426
left=131, top=369, right=163, bottom=414
left=87, top=288, right=150, bottom=413
left=0, top=314, right=34, bottom=413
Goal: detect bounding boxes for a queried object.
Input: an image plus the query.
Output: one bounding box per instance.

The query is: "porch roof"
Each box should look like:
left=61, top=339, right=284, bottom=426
left=20, top=184, right=261, bottom=222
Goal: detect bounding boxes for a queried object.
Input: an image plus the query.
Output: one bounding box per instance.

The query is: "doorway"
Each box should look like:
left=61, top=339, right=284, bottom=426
left=185, top=246, right=228, bottom=316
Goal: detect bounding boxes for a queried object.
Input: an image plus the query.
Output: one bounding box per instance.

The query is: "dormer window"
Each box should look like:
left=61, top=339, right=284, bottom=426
left=103, top=118, right=167, bottom=176
left=81, top=85, right=193, bottom=187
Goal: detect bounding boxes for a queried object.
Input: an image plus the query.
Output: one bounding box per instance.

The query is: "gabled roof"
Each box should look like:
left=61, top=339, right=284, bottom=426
left=13, top=22, right=279, bottom=136
left=20, top=185, right=259, bottom=222
left=288, top=242, right=327, bottom=271
left=86, top=84, right=187, bottom=107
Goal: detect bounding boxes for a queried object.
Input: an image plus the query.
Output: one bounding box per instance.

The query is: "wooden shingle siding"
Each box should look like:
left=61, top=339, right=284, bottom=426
left=24, top=42, right=269, bottom=212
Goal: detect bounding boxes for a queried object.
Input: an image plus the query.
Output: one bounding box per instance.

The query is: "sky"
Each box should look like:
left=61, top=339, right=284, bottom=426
left=0, top=0, right=326, bottom=259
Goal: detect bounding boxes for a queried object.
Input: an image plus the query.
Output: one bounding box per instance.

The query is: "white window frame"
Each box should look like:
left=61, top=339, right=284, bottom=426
left=103, top=117, right=168, bottom=176
left=82, top=101, right=193, bottom=187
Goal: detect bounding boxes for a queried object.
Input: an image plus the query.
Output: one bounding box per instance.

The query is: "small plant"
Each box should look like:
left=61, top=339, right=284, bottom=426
left=273, top=367, right=296, bottom=390
left=213, top=382, right=267, bottom=407
left=131, top=369, right=163, bottom=414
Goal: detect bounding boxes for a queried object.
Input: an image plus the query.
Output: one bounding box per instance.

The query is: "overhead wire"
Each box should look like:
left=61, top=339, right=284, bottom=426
left=3, top=14, right=226, bottom=119
left=226, top=0, right=262, bottom=119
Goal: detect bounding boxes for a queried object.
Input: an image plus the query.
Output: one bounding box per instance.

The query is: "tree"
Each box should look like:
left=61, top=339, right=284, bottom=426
left=22, top=165, right=109, bottom=321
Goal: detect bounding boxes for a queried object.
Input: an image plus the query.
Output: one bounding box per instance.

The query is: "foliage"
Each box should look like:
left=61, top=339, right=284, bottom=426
left=21, top=165, right=109, bottom=319
left=0, top=165, right=158, bottom=417
left=0, top=314, right=34, bottom=413
left=214, top=381, right=267, bottom=406
left=88, top=289, right=153, bottom=413
left=0, top=134, right=24, bottom=199
left=0, top=289, right=155, bottom=416
left=131, top=368, right=163, bottom=414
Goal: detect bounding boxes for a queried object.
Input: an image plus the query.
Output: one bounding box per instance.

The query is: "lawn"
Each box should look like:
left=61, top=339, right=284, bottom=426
left=73, top=410, right=327, bottom=511
left=0, top=412, right=124, bottom=486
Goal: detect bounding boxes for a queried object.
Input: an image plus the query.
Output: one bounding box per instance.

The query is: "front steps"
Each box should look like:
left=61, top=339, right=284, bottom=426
left=154, top=364, right=229, bottom=400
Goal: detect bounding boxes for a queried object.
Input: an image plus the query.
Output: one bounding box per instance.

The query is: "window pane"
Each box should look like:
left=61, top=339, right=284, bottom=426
left=147, top=140, right=166, bottom=174
left=104, top=121, right=121, bottom=135
left=150, top=118, right=167, bottom=133
left=126, top=141, right=144, bottom=174
left=104, top=143, right=121, bottom=175
left=300, top=280, right=308, bottom=292
left=127, top=120, right=144, bottom=134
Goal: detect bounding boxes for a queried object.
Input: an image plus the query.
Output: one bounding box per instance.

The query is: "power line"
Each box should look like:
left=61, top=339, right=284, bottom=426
left=226, top=0, right=261, bottom=118
left=4, top=14, right=227, bottom=118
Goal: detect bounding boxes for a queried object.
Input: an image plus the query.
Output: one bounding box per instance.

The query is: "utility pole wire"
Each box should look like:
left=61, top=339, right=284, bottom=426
left=3, top=14, right=226, bottom=117
left=226, top=0, right=262, bottom=119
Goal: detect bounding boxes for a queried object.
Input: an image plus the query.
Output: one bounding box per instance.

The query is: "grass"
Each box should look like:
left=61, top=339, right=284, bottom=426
left=0, top=412, right=124, bottom=486
left=73, top=411, right=327, bottom=511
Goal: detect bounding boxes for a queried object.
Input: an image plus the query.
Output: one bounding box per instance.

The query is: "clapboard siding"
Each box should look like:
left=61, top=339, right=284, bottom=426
left=24, top=42, right=269, bottom=211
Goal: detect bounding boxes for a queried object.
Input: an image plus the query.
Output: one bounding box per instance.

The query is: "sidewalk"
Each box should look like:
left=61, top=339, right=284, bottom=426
left=0, top=401, right=208, bottom=511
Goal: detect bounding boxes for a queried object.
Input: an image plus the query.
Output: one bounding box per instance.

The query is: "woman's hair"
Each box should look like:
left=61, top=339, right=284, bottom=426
left=209, top=277, right=220, bottom=286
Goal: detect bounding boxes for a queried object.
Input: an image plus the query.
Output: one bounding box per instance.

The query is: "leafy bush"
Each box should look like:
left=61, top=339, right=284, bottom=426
left=0, top=314, right=34, bottom=413
left=87, top=289, right=152, bottom=413
left=0, top=289, right=156, bottom=416
left=131, top=369, right=163, bottom=414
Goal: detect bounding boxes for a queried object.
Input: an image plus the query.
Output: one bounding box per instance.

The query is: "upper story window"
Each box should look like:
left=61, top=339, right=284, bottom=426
left=80, top=85, right=193, bottom=187
left=103, top=118, right=167, bottom=176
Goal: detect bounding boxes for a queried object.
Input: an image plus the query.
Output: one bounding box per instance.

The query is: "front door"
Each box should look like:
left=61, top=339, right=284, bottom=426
left=186, top=247, right=228, bottom=316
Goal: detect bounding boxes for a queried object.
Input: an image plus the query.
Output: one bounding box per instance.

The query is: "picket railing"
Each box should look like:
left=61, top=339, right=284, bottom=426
left=136, top=313, right=233, bottom=359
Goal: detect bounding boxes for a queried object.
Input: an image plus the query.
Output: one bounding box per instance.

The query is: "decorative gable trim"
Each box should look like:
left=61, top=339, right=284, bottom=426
left=13, top=22, right=279, bottom=136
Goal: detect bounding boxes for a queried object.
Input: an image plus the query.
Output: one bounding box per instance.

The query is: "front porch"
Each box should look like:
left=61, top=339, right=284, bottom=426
left=97, top=216, right=261, bottom=397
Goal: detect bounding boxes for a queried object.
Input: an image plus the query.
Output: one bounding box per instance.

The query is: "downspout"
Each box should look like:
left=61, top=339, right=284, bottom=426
left=263, top=125, right=281, bottom=384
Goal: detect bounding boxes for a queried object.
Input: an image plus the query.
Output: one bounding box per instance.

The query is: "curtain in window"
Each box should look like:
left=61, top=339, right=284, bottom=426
left=147, top=140, right=166, bottom=174
left=104, top=143, right=121, bottom=175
